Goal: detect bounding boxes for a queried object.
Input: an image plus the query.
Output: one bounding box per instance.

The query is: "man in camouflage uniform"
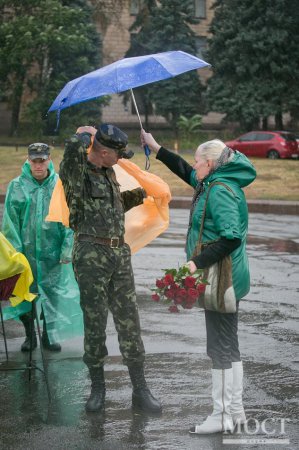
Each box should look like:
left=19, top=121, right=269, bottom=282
left=60, top=124, right=161, bottom=413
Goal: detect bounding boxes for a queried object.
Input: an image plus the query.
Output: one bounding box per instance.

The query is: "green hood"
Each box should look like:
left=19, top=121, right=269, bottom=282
left=206, top=151, right=256, bottom=188
left=21, top=159, right=56, bottom=184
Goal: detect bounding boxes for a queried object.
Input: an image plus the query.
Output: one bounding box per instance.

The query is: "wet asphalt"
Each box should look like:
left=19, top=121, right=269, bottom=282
left=0, top=210, right=298, bottom=450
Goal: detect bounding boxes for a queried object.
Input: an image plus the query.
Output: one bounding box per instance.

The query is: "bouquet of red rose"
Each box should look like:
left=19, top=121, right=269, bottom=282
left=152, top=265, right=207, bottom=313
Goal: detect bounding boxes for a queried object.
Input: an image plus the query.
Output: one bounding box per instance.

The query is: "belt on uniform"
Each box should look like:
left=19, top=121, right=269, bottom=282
left=77, top=234, right=125, bottom=248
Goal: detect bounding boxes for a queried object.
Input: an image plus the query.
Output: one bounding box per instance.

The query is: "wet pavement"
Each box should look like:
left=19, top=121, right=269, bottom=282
left=0, top=211, right=299, bottom=449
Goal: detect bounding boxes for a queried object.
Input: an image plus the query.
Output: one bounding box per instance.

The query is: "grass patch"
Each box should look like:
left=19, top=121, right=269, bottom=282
left=0, top=145, right=298, bottom=201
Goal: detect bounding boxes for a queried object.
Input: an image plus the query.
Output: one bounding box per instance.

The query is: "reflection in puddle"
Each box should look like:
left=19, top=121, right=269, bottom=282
left=148, top=233, right=299, bottom=254
left=247, top=235, right=299, bottom=254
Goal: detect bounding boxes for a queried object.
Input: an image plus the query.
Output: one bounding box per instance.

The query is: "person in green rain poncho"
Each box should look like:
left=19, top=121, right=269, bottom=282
left=2, top=143, right=83, bottom=351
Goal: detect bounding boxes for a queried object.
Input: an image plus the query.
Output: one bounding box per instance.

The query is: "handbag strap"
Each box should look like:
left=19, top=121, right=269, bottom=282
left=192, top=181, right=234, bottom=257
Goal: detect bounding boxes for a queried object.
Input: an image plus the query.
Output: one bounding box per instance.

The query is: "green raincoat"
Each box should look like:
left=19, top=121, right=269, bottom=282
left=2, top=161, right=83, bottom=343
left=186, top=151, right=256, bottom=300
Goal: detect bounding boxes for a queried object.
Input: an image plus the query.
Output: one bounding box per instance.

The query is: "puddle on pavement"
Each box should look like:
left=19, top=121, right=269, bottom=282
left=0, top=354, right=298, bottom=450
left=247, top=235, right=299, bottom=254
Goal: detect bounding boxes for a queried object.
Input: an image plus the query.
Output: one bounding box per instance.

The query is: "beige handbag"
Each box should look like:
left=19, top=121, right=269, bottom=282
left=192, top=182, right=237, bottom=313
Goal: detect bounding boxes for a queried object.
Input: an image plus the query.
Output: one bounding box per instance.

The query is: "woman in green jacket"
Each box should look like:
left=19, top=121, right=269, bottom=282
left=141, top=130, right=256, bottom=434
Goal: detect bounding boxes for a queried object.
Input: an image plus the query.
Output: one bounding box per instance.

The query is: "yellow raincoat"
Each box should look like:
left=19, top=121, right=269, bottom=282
left=0, top=232, right=35, bottom=305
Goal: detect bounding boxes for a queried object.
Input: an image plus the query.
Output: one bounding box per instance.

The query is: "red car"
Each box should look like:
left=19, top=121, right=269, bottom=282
left=225, top=131, right=299, bottom=159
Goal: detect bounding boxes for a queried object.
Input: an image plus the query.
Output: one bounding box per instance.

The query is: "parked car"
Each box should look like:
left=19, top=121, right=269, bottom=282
left=225, top=131, right=299, bottom=159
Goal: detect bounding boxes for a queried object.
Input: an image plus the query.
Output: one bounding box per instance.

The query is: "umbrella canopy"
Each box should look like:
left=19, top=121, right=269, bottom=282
left=48, top=50, right=210, bottom=112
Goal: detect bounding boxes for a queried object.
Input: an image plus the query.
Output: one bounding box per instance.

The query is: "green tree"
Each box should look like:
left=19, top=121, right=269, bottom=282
left=125, top=0, right=205, bottom=140
left=207, top=0, right=299, bottom=130
left=0, top=0, right=103, bottom=137
left=125, top=0, right=159, bottom=129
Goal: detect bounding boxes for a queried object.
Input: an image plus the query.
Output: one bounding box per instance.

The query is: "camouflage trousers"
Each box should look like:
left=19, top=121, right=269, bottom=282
left=72, top=239, right=145, bottom=369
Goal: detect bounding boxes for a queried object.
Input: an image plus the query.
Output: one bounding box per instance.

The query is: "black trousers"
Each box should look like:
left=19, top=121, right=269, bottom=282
left=205, top=304, right=240, bottom=370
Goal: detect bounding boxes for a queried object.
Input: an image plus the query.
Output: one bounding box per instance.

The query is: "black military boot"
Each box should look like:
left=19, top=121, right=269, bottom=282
left=20, top=314, right=37, bottom=352
left=128, top=364, right=162, bottom=413
left=41, top=321, right=61, bottom=352
left=85, top=367, right=106, bottom=412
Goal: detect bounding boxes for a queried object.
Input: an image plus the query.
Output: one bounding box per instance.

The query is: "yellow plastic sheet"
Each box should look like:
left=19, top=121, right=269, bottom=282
left=0, top=232, right=36, bottom=306
left=46, top=159, right=171, bottom=254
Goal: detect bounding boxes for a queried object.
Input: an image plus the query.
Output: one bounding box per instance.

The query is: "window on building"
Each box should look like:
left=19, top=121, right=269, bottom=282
left=194, top=0, right=206, bottom=19
left=195, top=36, right=208, bottom=60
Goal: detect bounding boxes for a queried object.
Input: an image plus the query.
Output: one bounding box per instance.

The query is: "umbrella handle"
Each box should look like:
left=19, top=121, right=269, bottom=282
left=144, top=144, right=151, bottom=157
left=144, top=145, right=151, bottom=170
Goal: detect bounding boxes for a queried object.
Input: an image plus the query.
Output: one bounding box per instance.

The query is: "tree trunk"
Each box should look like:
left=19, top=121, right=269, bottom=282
left=275, top=112, right=283, bottom=130
left=10, top=79, right=24, bottom=137
left=262, top=116, right=268, bottom=130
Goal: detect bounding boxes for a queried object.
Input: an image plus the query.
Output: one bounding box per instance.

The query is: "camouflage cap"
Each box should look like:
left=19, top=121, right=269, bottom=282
left=28, top=143, right=50, bottom=160
left=95, top=124, right=128, bottom=151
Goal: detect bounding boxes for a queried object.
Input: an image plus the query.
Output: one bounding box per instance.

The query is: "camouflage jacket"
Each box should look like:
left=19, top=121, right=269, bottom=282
left=59, top=135, right=144, bottom=238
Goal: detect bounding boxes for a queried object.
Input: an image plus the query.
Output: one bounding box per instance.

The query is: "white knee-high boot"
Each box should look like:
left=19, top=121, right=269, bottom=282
left=190, top=368, right=234, bottom=434
left=231, top=361, right=246, bottom=425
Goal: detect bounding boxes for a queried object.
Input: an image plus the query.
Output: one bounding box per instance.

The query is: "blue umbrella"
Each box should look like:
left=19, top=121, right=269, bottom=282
left=48, top=50, right=210, bottom=167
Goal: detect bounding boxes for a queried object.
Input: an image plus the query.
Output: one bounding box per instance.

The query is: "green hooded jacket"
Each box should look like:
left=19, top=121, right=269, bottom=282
left=2, top=161, right=83, bottom=342
left=186, top=151, right=256, bottom=300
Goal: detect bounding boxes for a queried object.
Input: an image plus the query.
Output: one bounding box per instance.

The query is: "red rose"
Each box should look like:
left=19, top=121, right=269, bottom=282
left=151, top=293, right=160, bottom=302
left=165, top=288, right=176, bottom=299
left=187, top=288, right=199, bottom=300
left=169, top=305, right=179, bottom=313
left=163, top=274, right=175, bottom=286
left=185, top=296, right=197, bottom=306
left=156, top=279, right=164, bottom=289
left=184, top=276, right=196, bottom=288
left=176, top=288, right=187, bottom=299
left=197, top=283, right=206, bottom=295
left=175, top=297, right=183, bottom=305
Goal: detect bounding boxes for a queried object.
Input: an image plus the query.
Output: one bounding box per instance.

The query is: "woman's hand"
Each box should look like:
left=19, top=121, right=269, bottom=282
left=185, top=260, right=197, bottom=274
left=140, top=129, right=161, bottom=154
